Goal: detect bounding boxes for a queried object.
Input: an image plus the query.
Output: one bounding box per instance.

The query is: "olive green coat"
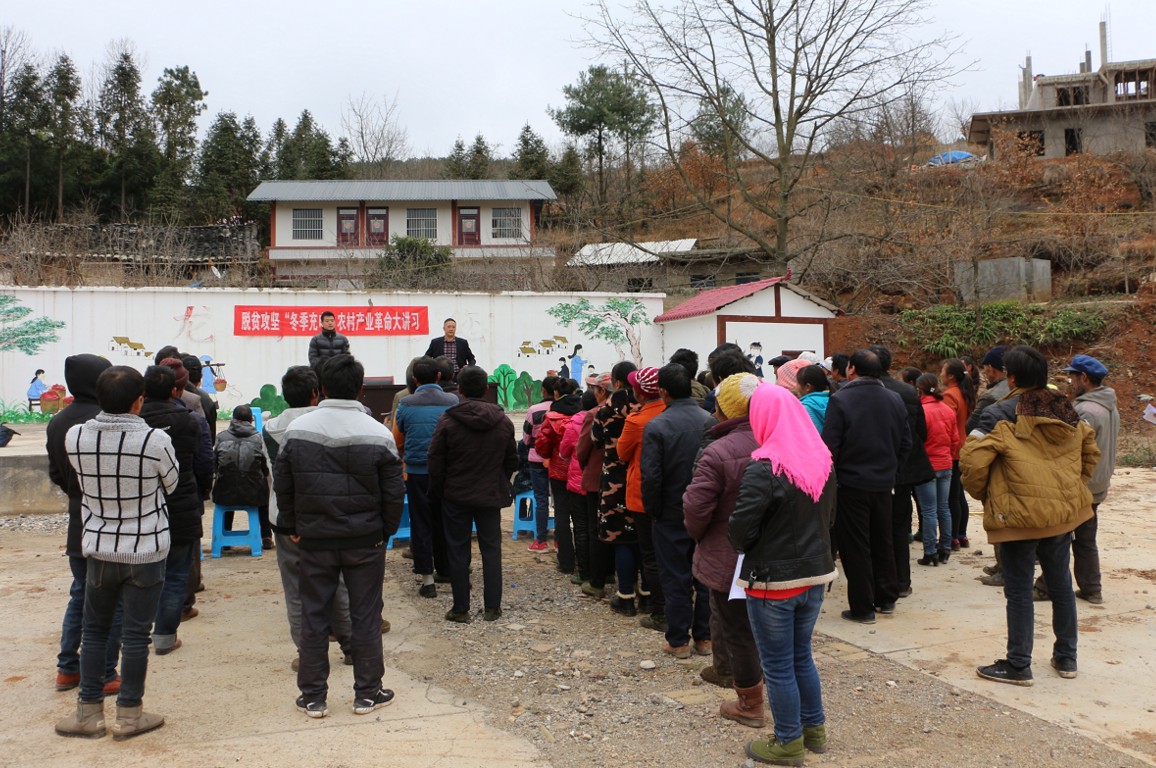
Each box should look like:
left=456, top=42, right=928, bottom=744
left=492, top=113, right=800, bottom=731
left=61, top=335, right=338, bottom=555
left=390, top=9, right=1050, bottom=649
left=960, top=414, right=1099, bottom=543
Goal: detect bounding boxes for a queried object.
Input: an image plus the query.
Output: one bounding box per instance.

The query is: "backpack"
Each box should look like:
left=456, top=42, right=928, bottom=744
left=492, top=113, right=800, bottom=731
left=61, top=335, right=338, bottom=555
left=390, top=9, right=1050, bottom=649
left=0, top=423, right=20, bottom=448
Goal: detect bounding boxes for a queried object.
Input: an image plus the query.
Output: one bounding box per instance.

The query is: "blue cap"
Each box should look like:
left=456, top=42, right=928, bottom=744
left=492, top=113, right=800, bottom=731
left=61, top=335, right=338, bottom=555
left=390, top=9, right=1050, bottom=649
left=980, top=345, right=1006, bottom=371
left=1061, top=355, right=1108, bottom=379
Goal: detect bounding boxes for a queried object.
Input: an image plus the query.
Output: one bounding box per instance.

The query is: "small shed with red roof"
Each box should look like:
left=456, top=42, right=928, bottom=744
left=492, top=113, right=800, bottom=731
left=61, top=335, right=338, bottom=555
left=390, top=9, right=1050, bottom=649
left=654, top=272, right=839, bottom=367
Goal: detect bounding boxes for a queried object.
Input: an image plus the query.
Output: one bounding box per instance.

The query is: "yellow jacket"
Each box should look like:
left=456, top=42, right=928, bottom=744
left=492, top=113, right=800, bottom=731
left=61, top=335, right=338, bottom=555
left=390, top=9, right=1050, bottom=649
left=960, top=413, right=1099, bottom=543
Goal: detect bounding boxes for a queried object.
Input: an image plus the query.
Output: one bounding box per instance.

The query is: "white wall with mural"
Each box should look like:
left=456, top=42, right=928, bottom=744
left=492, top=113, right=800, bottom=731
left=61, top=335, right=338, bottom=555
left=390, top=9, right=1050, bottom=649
left=0, top=287, right=665, bottom=416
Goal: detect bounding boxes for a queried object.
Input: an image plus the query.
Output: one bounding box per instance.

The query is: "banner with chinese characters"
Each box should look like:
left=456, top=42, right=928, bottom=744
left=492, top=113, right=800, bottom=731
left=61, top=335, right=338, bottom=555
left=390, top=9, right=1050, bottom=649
left=234, top=305, right=428, bottom=336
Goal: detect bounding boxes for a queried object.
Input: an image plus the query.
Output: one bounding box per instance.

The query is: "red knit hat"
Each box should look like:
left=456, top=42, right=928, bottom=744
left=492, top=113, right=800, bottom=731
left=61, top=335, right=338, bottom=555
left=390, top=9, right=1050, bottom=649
left=628, top=366, right=661, bottom=397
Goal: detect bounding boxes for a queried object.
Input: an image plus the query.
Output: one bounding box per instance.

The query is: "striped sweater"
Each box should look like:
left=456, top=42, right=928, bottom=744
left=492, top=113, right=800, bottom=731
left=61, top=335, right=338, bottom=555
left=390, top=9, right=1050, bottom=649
left=65, top=412, right=180, bottom=563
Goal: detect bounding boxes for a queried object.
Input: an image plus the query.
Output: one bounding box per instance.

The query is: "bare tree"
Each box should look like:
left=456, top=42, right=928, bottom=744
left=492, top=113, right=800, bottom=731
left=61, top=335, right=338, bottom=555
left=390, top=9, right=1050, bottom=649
left=341, top=91, right=409, bottom=178
left=589, top=0, right=963, bottom=267
left=0, top=26, right=32, bottom=130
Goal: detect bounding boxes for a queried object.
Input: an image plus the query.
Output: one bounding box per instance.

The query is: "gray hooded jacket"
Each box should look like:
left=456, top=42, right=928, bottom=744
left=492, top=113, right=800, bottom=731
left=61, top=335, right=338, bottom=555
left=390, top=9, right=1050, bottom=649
left=1075, top=386, right=1118, bottom=503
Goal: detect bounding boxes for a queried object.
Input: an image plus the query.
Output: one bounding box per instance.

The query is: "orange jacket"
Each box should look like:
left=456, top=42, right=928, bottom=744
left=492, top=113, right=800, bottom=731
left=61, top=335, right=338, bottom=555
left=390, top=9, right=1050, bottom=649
left=616, top=399, right=665, bottom=513
left=942, top=385, right=971, bottom=459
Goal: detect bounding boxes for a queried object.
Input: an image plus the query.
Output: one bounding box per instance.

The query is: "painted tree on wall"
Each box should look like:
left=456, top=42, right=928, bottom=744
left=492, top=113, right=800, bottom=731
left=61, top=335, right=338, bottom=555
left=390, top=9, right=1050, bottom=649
left=546, top=298, right=649, bottom=366
left=0, top=294, right=65, bottom=355
left=488, top=364, right=543, bottom=411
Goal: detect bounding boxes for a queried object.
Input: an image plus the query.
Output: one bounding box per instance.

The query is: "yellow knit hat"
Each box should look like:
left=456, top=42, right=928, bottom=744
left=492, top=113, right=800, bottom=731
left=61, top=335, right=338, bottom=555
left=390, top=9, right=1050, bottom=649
left=716, top=373, right=760, bottom=419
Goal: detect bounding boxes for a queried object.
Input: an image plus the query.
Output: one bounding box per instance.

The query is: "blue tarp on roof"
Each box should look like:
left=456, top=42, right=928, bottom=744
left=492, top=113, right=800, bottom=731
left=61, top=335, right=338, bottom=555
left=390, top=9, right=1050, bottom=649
left=927, top=150, right=976, bottom=166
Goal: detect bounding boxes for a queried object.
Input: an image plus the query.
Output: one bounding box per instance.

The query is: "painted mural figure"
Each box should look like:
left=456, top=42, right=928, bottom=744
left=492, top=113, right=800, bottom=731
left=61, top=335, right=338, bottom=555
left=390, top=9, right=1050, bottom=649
left=28, top=369, right=49, bottom=400
left=747, top=343, right=764, bottom=378
left=568, top=345, right=587, bottom=384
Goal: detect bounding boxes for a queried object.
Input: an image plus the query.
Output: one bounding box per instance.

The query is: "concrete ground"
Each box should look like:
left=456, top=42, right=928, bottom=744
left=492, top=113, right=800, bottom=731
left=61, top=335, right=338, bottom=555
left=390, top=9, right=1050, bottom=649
left=2, top=422, right=1154, bottom=766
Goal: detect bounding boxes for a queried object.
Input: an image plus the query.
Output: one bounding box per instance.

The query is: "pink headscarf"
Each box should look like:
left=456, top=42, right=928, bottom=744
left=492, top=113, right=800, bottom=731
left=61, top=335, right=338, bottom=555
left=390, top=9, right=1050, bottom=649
left=749, top=382, right=832, bottom=502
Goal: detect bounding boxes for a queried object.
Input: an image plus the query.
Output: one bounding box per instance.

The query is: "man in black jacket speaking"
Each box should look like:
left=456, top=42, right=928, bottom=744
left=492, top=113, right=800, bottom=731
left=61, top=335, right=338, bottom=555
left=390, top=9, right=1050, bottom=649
left=307, top=311, right=350, bottom=369
left=424, top=318, right=476, bottom=379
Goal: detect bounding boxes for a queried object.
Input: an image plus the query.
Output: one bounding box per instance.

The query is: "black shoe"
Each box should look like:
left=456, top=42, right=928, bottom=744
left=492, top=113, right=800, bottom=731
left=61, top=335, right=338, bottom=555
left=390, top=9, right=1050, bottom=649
left=917, top=554, right=939, bottom=567
left=353, top=688, right=395, bottom=714
left=296, top=695, right=328, bottom=718
left=433, top=573, right=452, bottom=584
left=637, top=595, right=653, bottom=614
left=444, top=610, right=471, bottom=624
left=897, top=587, right=912, bottom=598
left=1051, top=657, right=1078, bottom=679
left=639, top=614, right=667, bottom=632
left=609, top=595, right=637, bottom=617
left=876, top=602, right=896, bottom=615
left=483, top=608, right=502, bottom=622
left=977, top=659, right=1033, bottom=686
left=982, top=564, right=1000, bottom=576
left=841, top=610, right=876, bottom=624
left=938, top=549, right=950, bottom=564
left=418, top=583, right=437, bottom=599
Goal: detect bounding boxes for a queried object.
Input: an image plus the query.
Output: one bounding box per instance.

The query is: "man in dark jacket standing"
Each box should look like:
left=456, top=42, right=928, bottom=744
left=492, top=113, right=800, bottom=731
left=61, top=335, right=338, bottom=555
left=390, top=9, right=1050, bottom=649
left=429, top=365, right=518, bottom=623
left=641, top=363, right=716, bottom=659
left=46, top=353, right=121, bottom=694
left=275, top=354, right=404, bottom=718
left=423, top=318, right=476, bottom=379
left=212, top=404, right=271, bottom=548
left=307, top=311, right=350, bottom=369
left=393, top=356, right=459, bottom=597
left=140, top=365, right=211, bottom=655
left=870, top=345, right=934, bottom=600
left=822, top=349, right=911, bottom=623
left=182, top=355, right=219, bottom=441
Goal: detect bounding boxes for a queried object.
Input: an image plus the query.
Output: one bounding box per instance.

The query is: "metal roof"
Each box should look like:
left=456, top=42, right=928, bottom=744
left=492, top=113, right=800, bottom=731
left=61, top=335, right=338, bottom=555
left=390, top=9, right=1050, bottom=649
left=247, top=180, right=557, bottom=202
left=654, top=271, right=839, bottom=323
left=567, top=238, right=697, bottom=267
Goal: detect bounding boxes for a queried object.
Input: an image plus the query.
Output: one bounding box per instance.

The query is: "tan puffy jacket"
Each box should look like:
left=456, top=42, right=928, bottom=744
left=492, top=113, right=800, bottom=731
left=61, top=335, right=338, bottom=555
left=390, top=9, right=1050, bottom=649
left=960, top=414, right=1099, bottom=543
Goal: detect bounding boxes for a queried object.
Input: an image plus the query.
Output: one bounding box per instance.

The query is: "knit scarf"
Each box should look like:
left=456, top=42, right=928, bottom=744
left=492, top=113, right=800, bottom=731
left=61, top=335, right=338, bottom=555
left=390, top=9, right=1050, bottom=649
left=749, top=382, right=832, bottom=502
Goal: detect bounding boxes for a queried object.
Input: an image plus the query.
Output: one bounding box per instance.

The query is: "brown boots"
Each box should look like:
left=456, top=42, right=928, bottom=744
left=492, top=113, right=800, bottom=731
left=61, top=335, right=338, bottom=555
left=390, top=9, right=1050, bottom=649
left=56, top=700, right=164, bottom=740
left=111, top=704, right=165, bottom=740
left=720, top=681, right=766, bottom=728
left=55, top=700, right=106, bottom=738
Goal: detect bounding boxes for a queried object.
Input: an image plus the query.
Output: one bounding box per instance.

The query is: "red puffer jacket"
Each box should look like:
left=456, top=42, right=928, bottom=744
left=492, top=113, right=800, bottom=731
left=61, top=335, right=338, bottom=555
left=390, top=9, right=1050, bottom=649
left=535, top=395, right=583, bottom=482
left=922, top=395, right=960, bottom=472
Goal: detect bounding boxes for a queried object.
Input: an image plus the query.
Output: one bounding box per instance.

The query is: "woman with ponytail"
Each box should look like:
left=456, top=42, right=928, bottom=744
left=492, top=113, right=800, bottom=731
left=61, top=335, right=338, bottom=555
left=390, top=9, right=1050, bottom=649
left=941, top=359, right=975, bottom=549
left=729, top=383, right=836, bottom=765
left=913, top=374, right=959, bottom=566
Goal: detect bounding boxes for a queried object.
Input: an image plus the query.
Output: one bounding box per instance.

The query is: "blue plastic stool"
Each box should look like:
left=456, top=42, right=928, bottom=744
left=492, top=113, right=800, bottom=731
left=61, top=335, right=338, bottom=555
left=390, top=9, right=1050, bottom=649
left=511, top=490, right=553, bottom=540
left=211, top=504, right=263, bottom=557
left=387, top=496, right=411, bottom=550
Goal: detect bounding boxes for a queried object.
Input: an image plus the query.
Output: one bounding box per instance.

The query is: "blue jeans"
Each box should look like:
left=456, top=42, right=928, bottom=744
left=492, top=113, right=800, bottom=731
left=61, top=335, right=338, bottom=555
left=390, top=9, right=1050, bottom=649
left=914, top=469, right=953, bottom=556
left=152, top=542, right=194, bottom=651
left=530, top=464, right=551, bottom=542
left=614, top=542, right=643, bottom=597
left=81, top=558, right=165, bottom=706
left=746, top=585, right=826, bottom=744
left=59, top=555, right=121, bottom=680
left=1001, top=533, right=1078, bottom=669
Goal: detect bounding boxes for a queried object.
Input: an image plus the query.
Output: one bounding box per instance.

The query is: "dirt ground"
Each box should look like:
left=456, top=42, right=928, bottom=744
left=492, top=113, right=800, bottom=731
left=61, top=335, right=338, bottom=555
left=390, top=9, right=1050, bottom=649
left=2, top=468, right=1154, bottom=768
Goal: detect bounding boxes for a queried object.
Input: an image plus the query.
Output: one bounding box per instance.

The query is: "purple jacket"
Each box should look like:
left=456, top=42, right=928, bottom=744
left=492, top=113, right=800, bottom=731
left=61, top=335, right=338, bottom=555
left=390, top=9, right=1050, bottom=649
left=682, top=417, right=758, bottom=593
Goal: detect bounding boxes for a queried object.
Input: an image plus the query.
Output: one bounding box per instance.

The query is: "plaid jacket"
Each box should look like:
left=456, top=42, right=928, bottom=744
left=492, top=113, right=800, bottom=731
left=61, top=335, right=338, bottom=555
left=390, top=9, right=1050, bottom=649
left=66, top=412, right=180, bottom=564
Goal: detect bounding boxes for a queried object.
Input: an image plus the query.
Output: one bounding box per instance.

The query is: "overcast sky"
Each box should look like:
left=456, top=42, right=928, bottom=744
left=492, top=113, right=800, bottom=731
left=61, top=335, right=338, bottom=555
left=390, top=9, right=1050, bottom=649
left=5, top=0, right=1151, bottom=157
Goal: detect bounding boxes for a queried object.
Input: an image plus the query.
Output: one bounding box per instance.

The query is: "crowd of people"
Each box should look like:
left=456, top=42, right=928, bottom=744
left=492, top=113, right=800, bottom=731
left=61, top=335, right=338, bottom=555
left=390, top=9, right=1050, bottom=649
left=44, top=309, right=1119, bottom=766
